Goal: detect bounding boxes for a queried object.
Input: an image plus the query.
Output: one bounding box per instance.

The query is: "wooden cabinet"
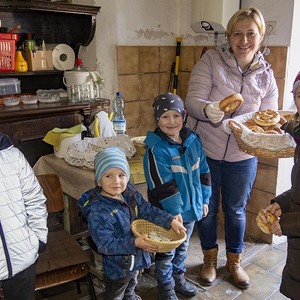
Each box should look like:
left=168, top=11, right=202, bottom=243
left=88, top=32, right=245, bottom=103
left=0, top=0, right=101, bottom=92
left=0, top=99, right=110, bottom=166
left=0, top=1, right=100, bottom=49
left=0, top=1, right=104, bottom=166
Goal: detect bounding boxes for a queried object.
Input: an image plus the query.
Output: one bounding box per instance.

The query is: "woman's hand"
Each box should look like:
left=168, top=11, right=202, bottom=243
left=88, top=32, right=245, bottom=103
left=135, top=234, right=159, bottom=252
left=203, top=204, right=209, bottom=218
left=171, top=218, right=186, bottom=235
left=204, top=102, right=224, bottom=123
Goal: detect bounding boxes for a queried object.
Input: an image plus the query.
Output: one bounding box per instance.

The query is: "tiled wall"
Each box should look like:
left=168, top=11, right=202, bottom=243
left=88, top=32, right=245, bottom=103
left=117, top=45, right=288, bottom=243
left=117, top=45, right=287, bottom=137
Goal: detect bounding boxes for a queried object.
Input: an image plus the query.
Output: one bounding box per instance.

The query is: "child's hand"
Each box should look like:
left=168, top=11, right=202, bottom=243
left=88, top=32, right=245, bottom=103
left=171, top=218, right=186, bottom=235
left=203, top=204, right=209, bottom=217
left=261, top=202, right=282, bottom=236
left=135, top=234, right=159, bottom=252
left=174, top=214, right=183, bottom=224
left=266, top=202, right=282, bottom=218
left=271, top=219, right=282, bottom=236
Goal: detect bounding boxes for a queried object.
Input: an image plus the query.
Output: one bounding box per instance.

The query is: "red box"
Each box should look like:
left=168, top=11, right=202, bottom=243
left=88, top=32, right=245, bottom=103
left=0, top=33, right=18, bottom=72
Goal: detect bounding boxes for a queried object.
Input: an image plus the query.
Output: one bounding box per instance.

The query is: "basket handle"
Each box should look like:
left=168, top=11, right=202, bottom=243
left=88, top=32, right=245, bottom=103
left=229, top=120, right=243, bottom=133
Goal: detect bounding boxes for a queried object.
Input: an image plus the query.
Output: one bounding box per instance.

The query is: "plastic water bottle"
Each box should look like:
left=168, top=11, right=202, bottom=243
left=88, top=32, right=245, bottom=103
left=112, top=92, right=126, bottom=135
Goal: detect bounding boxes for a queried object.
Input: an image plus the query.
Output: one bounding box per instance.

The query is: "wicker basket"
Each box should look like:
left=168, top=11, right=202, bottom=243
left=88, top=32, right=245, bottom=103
left=131, top=136, right=146, bottom=157
left=131, top=219, right=186, bottom=253
left=229, top=120, right=295, bottom=158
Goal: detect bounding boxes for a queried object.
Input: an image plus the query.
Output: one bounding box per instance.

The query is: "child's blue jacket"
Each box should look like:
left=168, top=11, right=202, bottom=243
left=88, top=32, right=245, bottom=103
left=78, top=183, right=174, bottom=280
left=143, top=127, right=211, bottom=222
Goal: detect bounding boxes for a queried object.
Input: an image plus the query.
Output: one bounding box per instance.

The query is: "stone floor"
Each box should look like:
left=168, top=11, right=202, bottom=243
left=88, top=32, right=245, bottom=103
left=36, top=229, right=289, bottom=300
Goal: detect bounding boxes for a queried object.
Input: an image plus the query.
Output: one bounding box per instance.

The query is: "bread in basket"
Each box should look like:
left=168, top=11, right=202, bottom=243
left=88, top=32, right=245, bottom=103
left=131, top=219, right=186, bottom=253
left=131, top=136, right=146, bottom=157
left=224, top=111, right=296, bottom=158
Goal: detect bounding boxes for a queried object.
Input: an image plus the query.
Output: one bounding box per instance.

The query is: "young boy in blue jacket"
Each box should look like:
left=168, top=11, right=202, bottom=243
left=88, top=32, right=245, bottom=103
left=143, top=92, right=212, bottom=299
left=78, top=146, right=185, bottom=300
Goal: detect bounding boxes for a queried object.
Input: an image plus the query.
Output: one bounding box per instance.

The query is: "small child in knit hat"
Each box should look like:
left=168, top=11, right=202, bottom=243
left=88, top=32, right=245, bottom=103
left=94, top=146, right=131, bottom=199
left=143, top=92, right=211, bottom=299
left=78, top=146, right=185, bottom=300
left=262, top=71, right=300, bottom=300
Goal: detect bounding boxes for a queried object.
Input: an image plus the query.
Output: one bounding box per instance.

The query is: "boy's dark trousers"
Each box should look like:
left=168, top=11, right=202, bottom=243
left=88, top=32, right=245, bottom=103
left=0, top=263, right=36, bottom=300
left=104, top=270, right=139, bottom=300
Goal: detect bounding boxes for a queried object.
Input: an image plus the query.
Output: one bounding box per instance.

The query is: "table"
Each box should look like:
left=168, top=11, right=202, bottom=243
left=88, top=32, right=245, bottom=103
left=33, top=154, right=98, bottom=200
left=33, top=154, right=148, bottom=238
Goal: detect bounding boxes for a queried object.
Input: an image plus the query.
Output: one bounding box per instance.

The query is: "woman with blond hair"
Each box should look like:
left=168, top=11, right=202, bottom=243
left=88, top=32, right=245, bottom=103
left=186, top=7, right=278, bottom=289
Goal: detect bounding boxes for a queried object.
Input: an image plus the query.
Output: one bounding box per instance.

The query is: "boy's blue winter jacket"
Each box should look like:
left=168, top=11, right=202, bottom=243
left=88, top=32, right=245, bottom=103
left=78, top=183, right=174, bottom=280
left=143, top=127, right=211, bottom=222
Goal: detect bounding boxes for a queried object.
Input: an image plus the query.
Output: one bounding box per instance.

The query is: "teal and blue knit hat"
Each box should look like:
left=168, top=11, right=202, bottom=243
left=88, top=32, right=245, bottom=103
left=94, top=147, right=130, bottom=183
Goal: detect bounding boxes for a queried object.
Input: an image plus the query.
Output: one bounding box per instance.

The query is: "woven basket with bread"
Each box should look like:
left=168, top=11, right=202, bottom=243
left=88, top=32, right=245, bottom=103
left=131, top=136, right=146, bottom=157
left=223, top=110, right=296, bottom=158
left=131, top=219, right=186, bottom=253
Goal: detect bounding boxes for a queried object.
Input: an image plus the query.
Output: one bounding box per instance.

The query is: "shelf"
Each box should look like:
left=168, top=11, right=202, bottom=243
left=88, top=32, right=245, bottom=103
left=0, top=1, right=100, bottom=92
left=0, top=70, right=63, bottom=77
left=0, top=1, right=103, bottom=166
left=0, top=98, right=109, bottom=123
left=0, top=70, right=65, bottom=93
left=0, top=1, right=101, bottom=50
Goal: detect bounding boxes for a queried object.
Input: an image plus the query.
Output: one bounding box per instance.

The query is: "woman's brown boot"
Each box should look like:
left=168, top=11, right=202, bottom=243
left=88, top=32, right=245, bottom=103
left=201, top=247, right=218, bottom=285
left=226, top=252, right=250, bottom=289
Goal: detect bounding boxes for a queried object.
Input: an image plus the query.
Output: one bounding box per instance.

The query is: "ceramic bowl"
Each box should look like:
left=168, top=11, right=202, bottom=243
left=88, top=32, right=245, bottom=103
left=2, top=97, right=20, bottom=107
left=20, top=95, right=38, bottom=105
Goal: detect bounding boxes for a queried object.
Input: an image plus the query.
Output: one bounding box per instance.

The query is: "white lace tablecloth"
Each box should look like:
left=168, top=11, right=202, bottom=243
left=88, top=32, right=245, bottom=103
left=64, top=135, right=136, bottom=170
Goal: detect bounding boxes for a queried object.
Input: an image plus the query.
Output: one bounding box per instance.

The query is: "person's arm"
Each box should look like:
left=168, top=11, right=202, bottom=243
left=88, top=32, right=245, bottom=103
left=279, top=211, right=300, bottom=237
left=198, top=141, right=212, bottom=205
left=19, top=150, right=48, bottom=244
left=271, top=190, right=292, bottom=213
left=259, top=69, right=279, bottom=111
left=133, top=184, right=179, bottom=228
left=186, top=52, right=214, bottom=121
left=270, top=189, right=300, bottom=237
left=265, top=187, right=299, bottom=237
left=143, top=147, right=183, bottom=216
left=186, top=51, right=225, bottom=123
left=88, top=207, right=137, bottom=255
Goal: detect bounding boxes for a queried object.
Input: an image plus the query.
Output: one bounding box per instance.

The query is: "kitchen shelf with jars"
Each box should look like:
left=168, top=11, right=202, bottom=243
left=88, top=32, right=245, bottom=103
left=0, top=0, right=101, bottom=90
left=0, top=1, right=111, bottom=166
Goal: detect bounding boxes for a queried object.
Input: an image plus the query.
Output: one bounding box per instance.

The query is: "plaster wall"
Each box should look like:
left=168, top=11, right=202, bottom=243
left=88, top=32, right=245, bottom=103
left=69, top=0, right=297, bottom=241
left=73, top=0, right=297, bottom=105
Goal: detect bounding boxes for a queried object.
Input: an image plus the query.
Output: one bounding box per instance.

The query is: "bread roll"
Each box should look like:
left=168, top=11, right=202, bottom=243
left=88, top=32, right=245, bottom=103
left=248, top=125, right=265, bottom=133
left=256, top=209, right=277, bottom=234
left=254, top=109, right=280, bottom=127
left=264, top=130, right=280, bottom=135
left=263, top=123, right=283, bottom=134
left=219, top=93, right=244, bottom=114
left=244, top=119, right=257, bottom=127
